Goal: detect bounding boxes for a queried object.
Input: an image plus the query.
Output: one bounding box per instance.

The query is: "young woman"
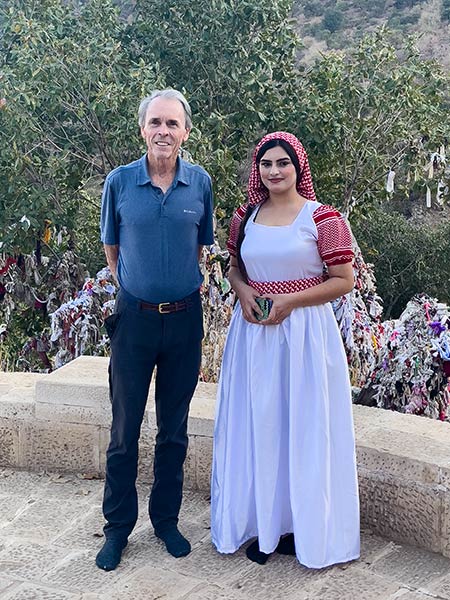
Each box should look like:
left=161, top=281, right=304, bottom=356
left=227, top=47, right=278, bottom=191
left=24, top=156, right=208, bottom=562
left=211, top=132, right=360, bottom=569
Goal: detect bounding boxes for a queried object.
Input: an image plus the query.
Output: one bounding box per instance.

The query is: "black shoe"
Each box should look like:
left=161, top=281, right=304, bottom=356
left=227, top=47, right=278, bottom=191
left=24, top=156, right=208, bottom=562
left=275, top=533, right=296, bottom=555
left=246, top=538, right=270, bottom=565
left=155, top=527, right=191, bottom=558
left=95, top=538, right=127, bottom=571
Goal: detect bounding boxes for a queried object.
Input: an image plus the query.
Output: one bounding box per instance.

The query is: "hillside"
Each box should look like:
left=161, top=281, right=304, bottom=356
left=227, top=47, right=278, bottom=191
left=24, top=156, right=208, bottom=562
left=294, top=0, right=450, bottom=68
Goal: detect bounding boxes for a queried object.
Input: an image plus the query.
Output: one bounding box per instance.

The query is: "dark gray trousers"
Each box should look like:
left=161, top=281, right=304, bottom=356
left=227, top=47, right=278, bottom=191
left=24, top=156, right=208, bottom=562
left=102, top=288, right=203, bottom=542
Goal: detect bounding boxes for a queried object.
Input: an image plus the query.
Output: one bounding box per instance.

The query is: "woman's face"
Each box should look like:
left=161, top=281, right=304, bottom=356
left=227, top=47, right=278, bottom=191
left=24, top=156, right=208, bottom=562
left=258, top=146, right=297, bottom=195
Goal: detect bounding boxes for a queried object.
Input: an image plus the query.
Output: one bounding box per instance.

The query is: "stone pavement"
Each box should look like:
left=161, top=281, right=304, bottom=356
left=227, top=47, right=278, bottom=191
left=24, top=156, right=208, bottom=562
left=1, top=471, right=450, bottom=600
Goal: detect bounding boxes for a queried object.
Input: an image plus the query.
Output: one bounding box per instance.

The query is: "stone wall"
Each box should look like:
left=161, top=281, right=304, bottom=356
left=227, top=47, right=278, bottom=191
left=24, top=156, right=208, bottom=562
left=1, top=356, right=450, bottom=558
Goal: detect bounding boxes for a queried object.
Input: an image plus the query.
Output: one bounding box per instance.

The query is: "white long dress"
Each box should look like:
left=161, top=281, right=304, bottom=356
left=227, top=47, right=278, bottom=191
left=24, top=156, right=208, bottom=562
left=211, top=201, right=360, bottom=569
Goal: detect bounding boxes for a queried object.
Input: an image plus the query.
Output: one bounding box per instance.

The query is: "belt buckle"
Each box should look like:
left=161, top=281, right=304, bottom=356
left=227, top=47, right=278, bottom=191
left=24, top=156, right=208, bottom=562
left=158, top=302, right=171, bottom=314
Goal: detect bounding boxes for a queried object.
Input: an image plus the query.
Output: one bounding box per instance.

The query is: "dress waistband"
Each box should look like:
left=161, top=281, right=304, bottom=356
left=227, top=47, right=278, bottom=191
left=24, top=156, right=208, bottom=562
left=247, top=275, right=326, bottom=295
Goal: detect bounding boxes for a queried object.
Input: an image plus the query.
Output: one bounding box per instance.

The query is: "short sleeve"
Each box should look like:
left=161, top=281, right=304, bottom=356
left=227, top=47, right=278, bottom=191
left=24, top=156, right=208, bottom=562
left=100, top=175, right=119, bottom=245
left=226, top=204, right=249, bottom=257
left=198, top=176, right=214, bottom=246
left=312, top=205, right=354, bottom=266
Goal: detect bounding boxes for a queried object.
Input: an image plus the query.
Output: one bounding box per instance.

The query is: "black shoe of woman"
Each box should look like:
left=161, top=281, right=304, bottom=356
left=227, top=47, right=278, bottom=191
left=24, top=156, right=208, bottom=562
left=246, top=538, right=270, bottom=565
left=275, top=533, right=296, bottom=555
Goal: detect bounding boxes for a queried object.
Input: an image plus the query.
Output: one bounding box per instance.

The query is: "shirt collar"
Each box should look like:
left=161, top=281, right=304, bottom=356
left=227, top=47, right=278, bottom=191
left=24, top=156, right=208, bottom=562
left=136, top=154, right=190, bottom=187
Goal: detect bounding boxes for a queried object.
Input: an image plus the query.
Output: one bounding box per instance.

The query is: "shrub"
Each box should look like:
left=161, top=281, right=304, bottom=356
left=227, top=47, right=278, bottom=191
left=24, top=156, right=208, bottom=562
left=352, top=207, right=450, bottom=318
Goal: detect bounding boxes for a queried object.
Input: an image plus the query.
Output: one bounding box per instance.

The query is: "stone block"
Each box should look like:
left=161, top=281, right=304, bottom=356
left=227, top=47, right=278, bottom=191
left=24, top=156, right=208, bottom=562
left=368, top=541, right=450, bottom=589
left=178, top=583, right=248, bottom=600
left=0, top=469, right=47, bottom=497
left=195, top=435, right=213, bottom=492
left=178, top=489, right=210, bottom=525
left=42, top=549, right=123, bottom=594
left=184, top=435, right=198, bottom=490
left=439, top=465, right=450, bottom=489
left=0, top=494, right=30, bottom=527
left=104, top=565, right=201, bottom=600
left=227, top=552, right=329, bottom=599
left=302, top=565, right=400, bottom=600
left=0, top=372, right=43, bottom=400
left=440, top=494, right=450, bottom=559
left=359, top=533, right=397, bottom=565
left=1, top=583, right=78, bottom=600
left=137, top=423, right=156, bottom=484
left=0, top=396, right=34, bottom=420
left=423, top=571, right=450, bottom=599
left=0, top=541, right=71, bottom=580
left=353, top=406, right=450, bottom=463
left=118, top=525, right=180, bottom=571
left=0, top=578, right=14, bottom=594
left=187, top=382, right=217, bottom=437
left=390, top=593, right=438, bottom=600
left=35, top=356, right=110, bottom=408
left=175, top=541, right=254, bottom=587
left=53, top=506, right=105, bottom=551
left=356, top=445, right=440, bottom=486
left=35, top=402, right=111, bottom=427
left=38, top=473, right=104, bottom=502
left=20, top=421, right=101, bottom=475
left=0, top=419, right=19, bottom=468
left=359, top=468, right=443, bottom=553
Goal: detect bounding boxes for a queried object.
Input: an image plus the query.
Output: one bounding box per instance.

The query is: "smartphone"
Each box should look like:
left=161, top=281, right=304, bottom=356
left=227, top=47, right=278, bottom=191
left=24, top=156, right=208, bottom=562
left=254, top=297, right=273, bottom=321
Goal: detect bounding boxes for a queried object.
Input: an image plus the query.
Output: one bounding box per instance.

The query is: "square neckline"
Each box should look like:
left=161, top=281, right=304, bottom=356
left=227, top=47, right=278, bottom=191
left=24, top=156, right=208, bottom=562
left=251, top=200, right=311, bottom=228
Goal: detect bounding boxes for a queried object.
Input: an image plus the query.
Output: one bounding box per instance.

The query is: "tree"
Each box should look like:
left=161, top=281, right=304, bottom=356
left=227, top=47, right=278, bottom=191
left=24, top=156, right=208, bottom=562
left=442, top=0, right=450, bottom=21
left=1, top=3, right=450, bottom=371
left=290, top=28, right=450, bottom=217
left=323, top=8, right=344, bottom=33
left=0, top=0, right=163, bottom=258
left=0, top=0, right=301, bottom=369
left=352, top=207, right=450, bottom=317
left=0, top=0, right=163, bottom=369
left=126, top=0, right=300, bottom=223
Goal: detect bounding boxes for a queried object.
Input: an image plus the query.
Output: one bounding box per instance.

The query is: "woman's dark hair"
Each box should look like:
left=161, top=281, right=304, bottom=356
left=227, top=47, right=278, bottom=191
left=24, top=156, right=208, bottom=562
left=235, top=138, right=301, bottom=280
left=236, top=204, right=253, bottom=282
left=255, top=138, right=301, bottom=184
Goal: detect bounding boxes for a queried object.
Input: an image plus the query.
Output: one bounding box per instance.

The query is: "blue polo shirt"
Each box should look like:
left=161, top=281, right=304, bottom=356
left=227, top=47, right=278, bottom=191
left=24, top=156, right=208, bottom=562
left=100, top=154, right=214, bottom=303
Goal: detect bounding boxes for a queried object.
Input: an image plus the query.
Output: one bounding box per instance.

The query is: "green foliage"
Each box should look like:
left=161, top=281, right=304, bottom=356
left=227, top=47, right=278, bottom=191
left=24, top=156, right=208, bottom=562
left=303, top=0, right=327, bottom=17
left=291, top=29, right=450, bottom=216
left=389, top=9, right=420, bottom=27
left=323, top=8, right=344, bottom=32
left=0, top=0, right=162, bottom=256
left=1, top=2, right=450, bottom=368
left=352, top=207, right=450, bottom=318
left=126, top=0, right=299, bottom=223
left=442, top=0, right=450, bottom=21
left=365, top=0, right=387, bottom=18
left=393, top=0, right=425, bottom=8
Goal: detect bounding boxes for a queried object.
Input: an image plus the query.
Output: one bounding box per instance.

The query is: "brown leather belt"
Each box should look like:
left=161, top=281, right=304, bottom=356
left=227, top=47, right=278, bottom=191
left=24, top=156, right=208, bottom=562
left=139, top=300, right=189, bottom=314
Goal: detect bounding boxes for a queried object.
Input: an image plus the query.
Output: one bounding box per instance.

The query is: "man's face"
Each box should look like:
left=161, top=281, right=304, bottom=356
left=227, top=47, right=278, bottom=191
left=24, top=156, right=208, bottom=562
left=140, top=96, right=190, bottom=164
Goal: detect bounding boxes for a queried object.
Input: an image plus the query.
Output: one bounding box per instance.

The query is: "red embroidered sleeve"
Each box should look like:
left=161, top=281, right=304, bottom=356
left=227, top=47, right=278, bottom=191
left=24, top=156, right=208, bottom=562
left=312, top=205, right=354, bottom=266
left=226, top=203, right=249, bottom=257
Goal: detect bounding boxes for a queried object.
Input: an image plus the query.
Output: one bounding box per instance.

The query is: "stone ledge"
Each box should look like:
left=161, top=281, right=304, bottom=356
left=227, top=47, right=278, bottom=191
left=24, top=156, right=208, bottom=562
left=1, top=356, right=450, bottom=559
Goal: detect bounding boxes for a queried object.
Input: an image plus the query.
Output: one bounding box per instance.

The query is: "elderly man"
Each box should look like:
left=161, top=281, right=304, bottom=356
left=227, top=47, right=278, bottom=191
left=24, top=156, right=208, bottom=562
left=96, top=89, right=214, bottom=570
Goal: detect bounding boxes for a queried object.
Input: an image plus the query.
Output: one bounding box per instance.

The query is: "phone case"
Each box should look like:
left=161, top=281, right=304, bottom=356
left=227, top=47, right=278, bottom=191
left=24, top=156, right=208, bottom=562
left=254, top=297, right=272, bottom=321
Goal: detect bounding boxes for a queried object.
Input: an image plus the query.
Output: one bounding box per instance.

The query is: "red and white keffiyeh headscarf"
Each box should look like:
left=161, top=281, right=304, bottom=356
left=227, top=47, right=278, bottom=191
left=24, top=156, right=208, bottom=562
left=227, top=132, right=317, bottom=257
left=247, top=131, right=316, bottom=205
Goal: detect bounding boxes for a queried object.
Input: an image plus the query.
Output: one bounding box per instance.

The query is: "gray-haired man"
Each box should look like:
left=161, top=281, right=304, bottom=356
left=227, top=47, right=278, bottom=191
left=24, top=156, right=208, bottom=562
left=96, top=89, right=214, bottom=570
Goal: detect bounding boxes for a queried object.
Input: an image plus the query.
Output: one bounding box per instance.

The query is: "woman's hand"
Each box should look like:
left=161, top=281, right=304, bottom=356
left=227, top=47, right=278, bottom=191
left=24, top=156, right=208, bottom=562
left=262, top=294, right=296, bottom=325
left=228, top=259, right=263, bottom=324
left=235, top=283, right=263, bottom=323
